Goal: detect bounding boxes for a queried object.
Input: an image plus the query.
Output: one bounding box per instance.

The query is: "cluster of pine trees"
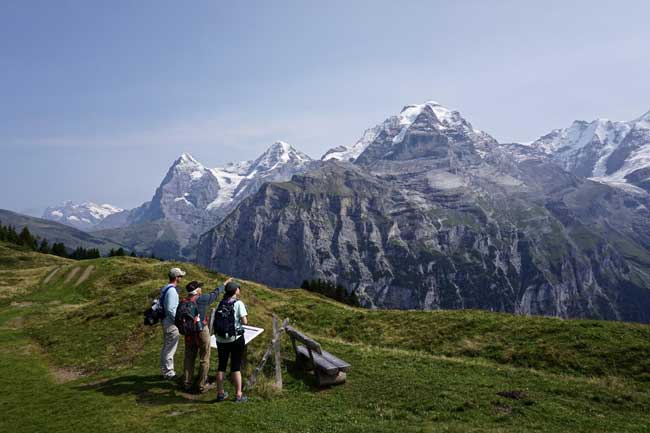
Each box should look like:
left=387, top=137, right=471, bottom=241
left=300, top=279, right=360, bottom=307
left=108, top=247, right=138, bottom=257
left=69, top=247, right=101, bottom=260
left=0, top=223, right=60, bottom=254
left=0, top=221, right=131, bottom=260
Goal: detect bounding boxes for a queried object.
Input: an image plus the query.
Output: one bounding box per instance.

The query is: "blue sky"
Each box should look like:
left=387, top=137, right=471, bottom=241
left=2, top=0, right=649, bottom=213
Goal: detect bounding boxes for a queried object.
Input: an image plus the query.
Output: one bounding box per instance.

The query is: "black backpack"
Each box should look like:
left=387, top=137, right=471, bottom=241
left=144, top=285, right=173, bottom=326
left=213, top=299, right=239, bottom=338
left=175, top=296, right=203, bottom=336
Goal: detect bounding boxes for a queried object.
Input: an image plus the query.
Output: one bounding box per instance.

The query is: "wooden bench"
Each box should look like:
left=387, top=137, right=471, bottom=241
left=285, top=325, right=351, bottom=387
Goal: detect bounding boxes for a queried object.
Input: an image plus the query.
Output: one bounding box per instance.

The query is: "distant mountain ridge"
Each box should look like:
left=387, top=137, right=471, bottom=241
left=199, top=101, right=650, bottom=323
left=42, top=201, right=123, bottom=230
left=528, top=109, right=650, bottom=193
left=0, top=209, right=124, bottom=254
left=92, top=141, right=318, bottom=259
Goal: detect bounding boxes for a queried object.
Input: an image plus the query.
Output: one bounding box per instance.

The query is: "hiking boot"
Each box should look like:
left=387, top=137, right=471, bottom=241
left=216, top=392, right=229, bottom=402
left=234, top=395, right=248, bottom=403
left=163, top=374, right=177, bottom=381
left=199, top=382, right=217, bottom=394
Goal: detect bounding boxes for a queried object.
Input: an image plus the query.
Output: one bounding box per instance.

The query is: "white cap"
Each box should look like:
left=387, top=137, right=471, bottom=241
left=168, top=267, right=186, bottom=279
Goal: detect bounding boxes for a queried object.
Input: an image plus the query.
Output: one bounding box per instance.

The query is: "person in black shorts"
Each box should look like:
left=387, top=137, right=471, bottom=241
left=215, top=281, right=248, bottom=403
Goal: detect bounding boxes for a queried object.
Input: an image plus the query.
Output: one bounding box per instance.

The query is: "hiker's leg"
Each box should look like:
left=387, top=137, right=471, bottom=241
left=216, top=341, right=230, bottom=395
left=230, top=337, right=245, bottom=398
left=159, top=324, right=166, bottom=376
left=183, top=338, right=197, bottom=390
left=216, top=371, right=224, bottom=394
left=231, top=371, right=242, bottom=398
left=197, top=327, right=211, bottom=392
left=161, top=324, right=180, bottom=377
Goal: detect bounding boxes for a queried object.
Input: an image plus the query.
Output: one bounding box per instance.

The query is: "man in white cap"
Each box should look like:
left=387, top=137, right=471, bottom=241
left=160, top=267, right=186, bottom=380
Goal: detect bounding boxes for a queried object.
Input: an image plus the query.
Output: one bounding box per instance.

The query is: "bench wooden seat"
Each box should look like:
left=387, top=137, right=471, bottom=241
left=295, top=345, right=351, bottom=375
left=286, top=325, right=351, bottom=387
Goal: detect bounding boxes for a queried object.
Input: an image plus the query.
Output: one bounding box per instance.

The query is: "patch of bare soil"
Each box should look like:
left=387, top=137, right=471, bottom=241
left=43, top=266, right=61, bottom=284
left=493, top=403, right=513, bottom=415
left=50, top=365, right=84, bottom=384
left=52, top=302, right=89, bottom=313
left=10, top=301, right=34, bottom=308
left=75, top=265, right=94, bottom=286
left=4, top=316, right=24, bottom=330
left=63, top=267, right=80, bottom=285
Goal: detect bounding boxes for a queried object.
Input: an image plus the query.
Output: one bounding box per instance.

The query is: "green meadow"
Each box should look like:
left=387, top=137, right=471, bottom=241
left=1, top=241, right=649, bottom=433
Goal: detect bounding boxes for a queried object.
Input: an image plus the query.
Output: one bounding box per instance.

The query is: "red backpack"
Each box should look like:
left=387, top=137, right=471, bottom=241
left=174, top=295, right=204, bottom=336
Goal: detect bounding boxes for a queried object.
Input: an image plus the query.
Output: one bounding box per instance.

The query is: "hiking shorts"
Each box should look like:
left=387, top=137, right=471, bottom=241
left=217, top=336, right=245, bottom=373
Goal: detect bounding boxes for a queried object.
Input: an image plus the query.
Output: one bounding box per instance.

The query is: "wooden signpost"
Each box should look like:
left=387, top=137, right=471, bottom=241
left=246, top=315, right=288, bottom=390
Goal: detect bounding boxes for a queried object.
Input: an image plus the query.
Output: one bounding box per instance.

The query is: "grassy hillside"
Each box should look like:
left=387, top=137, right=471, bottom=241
left=1, top=241, right=649, bottom=433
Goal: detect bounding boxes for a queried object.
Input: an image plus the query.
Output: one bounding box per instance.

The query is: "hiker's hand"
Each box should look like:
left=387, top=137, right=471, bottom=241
left=224, top=277, right=233, bottom=285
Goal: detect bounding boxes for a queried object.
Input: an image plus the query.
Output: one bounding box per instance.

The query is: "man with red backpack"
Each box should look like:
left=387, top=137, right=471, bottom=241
left=177, top=278, right=231, bottom=393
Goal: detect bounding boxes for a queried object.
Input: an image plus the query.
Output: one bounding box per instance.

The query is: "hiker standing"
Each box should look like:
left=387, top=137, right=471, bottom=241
left=180, top=278, right=231, bottom=393
left=160, top=267, right=186, bottom=380
left=215, top=280, right=249, bottom=403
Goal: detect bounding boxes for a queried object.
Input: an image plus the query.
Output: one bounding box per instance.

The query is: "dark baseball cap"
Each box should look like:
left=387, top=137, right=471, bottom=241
left=186, top=280, right=203, bottom=292
left=224, top=280, right=241, bottom=296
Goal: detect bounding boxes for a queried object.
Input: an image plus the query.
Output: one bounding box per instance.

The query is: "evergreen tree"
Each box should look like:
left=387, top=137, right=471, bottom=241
left=7, top=225, right=19, bottom=244
left=300, top=278, right=360, bottom=307
left=70, top=247, right=86, bottom=260
left=38, top=239, right=50, bottom=254
left=335, top=284, right=346, bottom=303
left=51, top=242, right=67, bottom=257
left=115, top=247, right=125, bottom=256
left=348, top=291, right=361, bottom=307
left=130, top=250, right=137, bottom=257
left=18, top=227, right=38, bottom=250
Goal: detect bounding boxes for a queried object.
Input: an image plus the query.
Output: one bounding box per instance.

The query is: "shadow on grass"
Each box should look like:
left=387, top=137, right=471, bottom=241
left=282, top=359, right=326, bottom=392
left=76, top=375, right=215, bottom=406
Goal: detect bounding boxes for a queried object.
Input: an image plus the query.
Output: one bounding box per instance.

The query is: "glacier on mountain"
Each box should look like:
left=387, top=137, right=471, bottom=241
left=322, top=101, right=493, bottom=163
left=529, top=109, right=650, bottom=193
left=42, top=201, right=123, bottom=230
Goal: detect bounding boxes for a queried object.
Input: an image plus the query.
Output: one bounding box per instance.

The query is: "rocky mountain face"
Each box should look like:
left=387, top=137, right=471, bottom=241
left=529, top=110, right=650, bottom=193
left=198, top=102, right=650, bottom=323
left=93, top=141, right=317, bottom=259
left=42, top=201, right=123, bottom=231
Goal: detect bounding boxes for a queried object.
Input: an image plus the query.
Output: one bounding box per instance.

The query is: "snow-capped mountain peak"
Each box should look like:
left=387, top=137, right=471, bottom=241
left=248, top=141, right=312, bottom=176
left=398, top=101, right=463, bottom=130
left=635, top=109, right=650, bottom=127
left=42, top=201, right=124, bottom=230
left=322, top=100, right=494, bottom=163
left=174, top=152, right=203, bottom=169
left=168, top=152, right=209, bottom=182
left=531, top=109, right=650, bottom=192
left=122, top=141, right=318, bottom=251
